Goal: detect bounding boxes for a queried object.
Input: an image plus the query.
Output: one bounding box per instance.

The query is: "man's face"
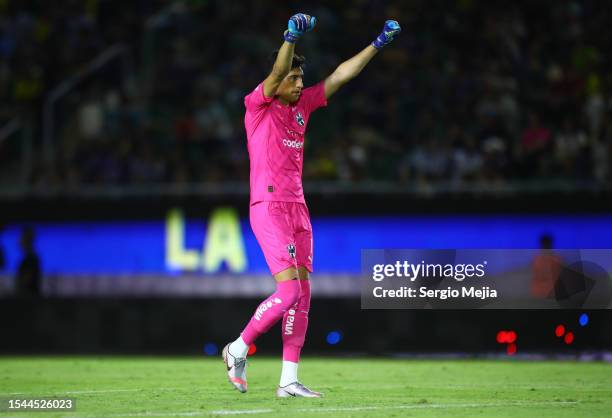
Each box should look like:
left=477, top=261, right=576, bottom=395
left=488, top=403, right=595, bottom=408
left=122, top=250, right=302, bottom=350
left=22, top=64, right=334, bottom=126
left=276, top=67, right=304, bottom=104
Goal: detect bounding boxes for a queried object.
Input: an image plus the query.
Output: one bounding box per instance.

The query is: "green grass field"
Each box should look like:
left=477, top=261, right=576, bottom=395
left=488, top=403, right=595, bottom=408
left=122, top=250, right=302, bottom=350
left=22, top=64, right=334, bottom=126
left=1, top=357, right=611, bottom=417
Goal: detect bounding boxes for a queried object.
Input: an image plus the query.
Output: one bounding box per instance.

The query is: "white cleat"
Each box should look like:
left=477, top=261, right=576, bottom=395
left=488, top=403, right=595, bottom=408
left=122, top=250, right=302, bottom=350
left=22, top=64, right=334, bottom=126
left=222, top=343, right=248, bottom=393
left=276, top=382, right=323, bottom=398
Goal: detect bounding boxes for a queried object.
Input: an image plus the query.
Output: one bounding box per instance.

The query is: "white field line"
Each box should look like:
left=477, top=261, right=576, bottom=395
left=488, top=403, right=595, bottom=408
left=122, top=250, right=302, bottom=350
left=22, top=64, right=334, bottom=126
left=0, top=388, right=179, bottom=396
left=332, top=384, right=612, bottom=391
left=66, top=389, right=141, bottom=394
left=293, top=400, right=578, bottom=414
left=197, top=410, right=274, bottom=416
left=91, top=400, right=578, bottom=417
left=96, top=413, right=209, bottom=417
left=78, top=411, right=275, bottom=417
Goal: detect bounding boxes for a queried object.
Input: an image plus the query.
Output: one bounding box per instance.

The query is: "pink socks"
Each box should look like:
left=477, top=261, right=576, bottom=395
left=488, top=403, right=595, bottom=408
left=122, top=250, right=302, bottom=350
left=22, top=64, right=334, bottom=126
left=240, top=279, right=300, bottom=345
left=239, top=279, right=311, bottom=364
left=282, top=279, right=311, bottom=362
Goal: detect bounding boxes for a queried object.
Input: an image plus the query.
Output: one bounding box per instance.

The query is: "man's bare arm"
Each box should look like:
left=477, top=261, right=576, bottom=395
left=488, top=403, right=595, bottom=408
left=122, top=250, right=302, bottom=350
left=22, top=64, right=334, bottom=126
left=263, top=41, right=295, bottom=98
left=324, top=20, right=401, bottom=100
left=324, top=45, right=378, bottom=99
left=263, top=13, right=316, bottom=98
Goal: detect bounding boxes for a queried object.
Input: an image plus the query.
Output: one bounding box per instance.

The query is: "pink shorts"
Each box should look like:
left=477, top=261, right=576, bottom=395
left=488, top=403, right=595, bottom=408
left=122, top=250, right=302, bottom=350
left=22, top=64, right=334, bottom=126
left=250, top=201, right=313, bottom=275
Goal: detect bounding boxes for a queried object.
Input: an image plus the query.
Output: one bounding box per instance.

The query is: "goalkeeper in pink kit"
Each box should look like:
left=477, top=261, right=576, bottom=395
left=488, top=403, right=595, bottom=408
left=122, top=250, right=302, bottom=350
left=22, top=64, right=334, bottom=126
left=222, top=13, right=401, bottom=397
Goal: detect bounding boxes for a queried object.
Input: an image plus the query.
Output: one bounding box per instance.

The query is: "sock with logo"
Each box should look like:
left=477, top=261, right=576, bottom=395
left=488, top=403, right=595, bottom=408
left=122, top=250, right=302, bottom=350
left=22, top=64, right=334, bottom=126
left=281, top=279, right=311, bottom=363
left=240, top=279, right=300, bottom=348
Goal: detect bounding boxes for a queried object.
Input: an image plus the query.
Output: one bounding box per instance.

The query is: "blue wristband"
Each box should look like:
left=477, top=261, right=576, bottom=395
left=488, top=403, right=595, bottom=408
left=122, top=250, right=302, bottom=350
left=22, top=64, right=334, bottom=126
left=284, top=30, right=300, bottom=43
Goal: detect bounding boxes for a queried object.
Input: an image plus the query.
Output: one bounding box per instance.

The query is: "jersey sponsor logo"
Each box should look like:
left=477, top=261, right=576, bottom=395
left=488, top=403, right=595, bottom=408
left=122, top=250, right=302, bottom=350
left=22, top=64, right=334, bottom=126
left=282, top=139, right=303, bottom=149
left=287, top=243, right=296, bottom=259
left=295, top=111, right=304, bottom=126
left=254, top=300, right=272, bottom=320
left=254, top=297, right=283, bottom=321
left=284, top=308, right=296, bottom=335
left=284, top=127, right=302, bottom=140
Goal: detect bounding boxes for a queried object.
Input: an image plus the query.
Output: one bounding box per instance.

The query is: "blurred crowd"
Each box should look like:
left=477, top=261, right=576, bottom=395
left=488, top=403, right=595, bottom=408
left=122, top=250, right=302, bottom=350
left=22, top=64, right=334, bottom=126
left=2, top=0, right=612, bottom=189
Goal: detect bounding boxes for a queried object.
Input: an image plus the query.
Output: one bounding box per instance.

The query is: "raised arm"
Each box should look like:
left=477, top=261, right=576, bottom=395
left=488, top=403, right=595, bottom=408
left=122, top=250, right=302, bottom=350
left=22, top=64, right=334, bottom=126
left=263, top=13, right=316, bottom=98
left=324, top=46, right=378, bottom=99
left=263, top=42, right=295, bottom=98
left=324, top=20, right=401, bottom=100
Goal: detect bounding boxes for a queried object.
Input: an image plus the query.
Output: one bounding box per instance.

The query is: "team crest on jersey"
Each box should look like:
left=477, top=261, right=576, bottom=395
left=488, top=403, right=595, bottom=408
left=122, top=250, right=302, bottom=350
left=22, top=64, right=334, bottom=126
left=287, top=243, right=296, bottom=259
left=295, top=111, right=304, bottom=126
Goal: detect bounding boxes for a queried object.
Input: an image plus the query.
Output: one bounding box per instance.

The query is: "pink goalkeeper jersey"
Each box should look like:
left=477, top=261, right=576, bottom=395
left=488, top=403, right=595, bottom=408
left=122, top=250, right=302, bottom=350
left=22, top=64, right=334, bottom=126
left=244, top=80, right=327, bottom=205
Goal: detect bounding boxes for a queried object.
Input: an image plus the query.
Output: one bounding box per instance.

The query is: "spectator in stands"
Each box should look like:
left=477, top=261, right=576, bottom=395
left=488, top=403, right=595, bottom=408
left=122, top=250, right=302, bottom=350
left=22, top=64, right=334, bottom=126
left=15, top=226, right=41, bottom=298
left=531, top=234, right=562, bottom=299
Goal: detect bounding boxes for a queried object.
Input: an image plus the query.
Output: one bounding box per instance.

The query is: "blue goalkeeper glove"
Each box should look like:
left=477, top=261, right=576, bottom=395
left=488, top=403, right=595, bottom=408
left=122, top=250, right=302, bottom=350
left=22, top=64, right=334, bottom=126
left=371, top=20, right=401, bottom=49
left=284, top=13, right=316, bottom=43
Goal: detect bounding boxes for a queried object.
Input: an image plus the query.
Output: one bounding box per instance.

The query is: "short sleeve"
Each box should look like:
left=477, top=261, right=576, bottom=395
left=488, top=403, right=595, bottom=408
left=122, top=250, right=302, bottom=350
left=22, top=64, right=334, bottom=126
left=300, top=81, right=328, bottom=114
left=244, top=82, right=274, bottom=113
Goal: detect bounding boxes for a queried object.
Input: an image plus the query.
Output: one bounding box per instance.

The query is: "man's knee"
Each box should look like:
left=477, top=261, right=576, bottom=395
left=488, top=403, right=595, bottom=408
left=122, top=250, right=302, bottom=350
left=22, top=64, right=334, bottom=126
left=281, top=280, right=301, bottom=309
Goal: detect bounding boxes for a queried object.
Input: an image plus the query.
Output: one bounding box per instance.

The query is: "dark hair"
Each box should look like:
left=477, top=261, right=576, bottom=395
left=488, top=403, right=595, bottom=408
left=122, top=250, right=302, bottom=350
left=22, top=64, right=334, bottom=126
left=270, top=50, right=306, bottom=69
